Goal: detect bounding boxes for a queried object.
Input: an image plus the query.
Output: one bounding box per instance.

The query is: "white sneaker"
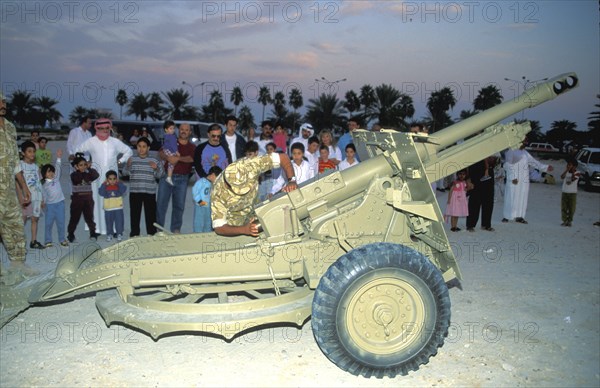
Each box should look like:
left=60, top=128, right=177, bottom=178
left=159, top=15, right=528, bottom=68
left=166, top=176, right=174, bottom=186
left=106, top=235, right=113, bottom=242
left=117, top=234, right=123, bottom=241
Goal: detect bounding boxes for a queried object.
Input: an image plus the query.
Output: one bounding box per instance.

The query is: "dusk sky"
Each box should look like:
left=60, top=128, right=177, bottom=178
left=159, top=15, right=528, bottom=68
left=1, top=0, right=598, bottom=132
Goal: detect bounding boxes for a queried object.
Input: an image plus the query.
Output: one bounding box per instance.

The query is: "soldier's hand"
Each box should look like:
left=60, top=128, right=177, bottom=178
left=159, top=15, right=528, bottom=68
left=282, top=182, right=298, bottom=192
left=246, top=218, right=259, bottom=237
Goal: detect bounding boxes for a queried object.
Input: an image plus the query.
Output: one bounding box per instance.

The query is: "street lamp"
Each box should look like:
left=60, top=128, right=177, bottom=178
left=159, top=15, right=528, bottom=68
left=181, top=81, right=205, bottom=106
left=503, top=76, right=549, bottom=119
left=314, top=77, right=347, bottom=94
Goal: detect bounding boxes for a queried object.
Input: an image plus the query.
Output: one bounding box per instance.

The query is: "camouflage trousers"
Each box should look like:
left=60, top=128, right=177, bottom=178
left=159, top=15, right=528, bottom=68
left=0, top=189, right=27, bottom=273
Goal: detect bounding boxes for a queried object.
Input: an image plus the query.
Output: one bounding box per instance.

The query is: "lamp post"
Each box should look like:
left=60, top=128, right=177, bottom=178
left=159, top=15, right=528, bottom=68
left=314, top=77, right=347, bottom=94
left=503, top=76, right=549, bottom=119
left=181, top=81, right=205, bottom=106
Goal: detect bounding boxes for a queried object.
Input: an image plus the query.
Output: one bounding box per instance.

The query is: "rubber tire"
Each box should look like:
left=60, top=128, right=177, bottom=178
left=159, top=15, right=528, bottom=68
left=311, top=243, right=451, bottom=378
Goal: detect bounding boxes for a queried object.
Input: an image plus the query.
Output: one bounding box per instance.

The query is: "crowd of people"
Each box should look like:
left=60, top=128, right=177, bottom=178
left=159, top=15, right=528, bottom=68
left=0, top=88, right=588, bottom=279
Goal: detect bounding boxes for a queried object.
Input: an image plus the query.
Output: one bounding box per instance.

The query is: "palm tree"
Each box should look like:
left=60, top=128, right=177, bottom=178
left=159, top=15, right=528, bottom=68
left=115, top=89, right=128, bottom=119
left=426, top=87, right=456, bottom=132
left=126, top=92, right=149, bottom=121
left=587, top=94, right=600, bottom=146
left=372, top=84, right=415, bottom=129
left=258, top=86, right=272, bottom=122
left=230, top=86, right=244, bottom=116
left=473, top=85, right=503, bottom=111
left=238, top=105, right=256, bottom=135
left=69, top=106, right=91, bottom=123
left=288, top=88, right=303, bottom=132
left=458, top=109, right=476, bottom=121
left=147, top=92, right=164, bottom=121
left=162, top=88, right=193, bottom=120
left=34, top=96, right=62, bottom=125
left=304, top=93, right=347, bottom=133
left=359, top=85, right=377, bottom=121
left=343, top=90, right=361, bottom=116
left=8, top=90, right=35, bottom=126
left=527, top=120, right=545, bottom=143
left=271, top=91, right=287, bottom=123
left=201, top=90, right=232, bottom=123
left=546, top=120, right=577, bottom=146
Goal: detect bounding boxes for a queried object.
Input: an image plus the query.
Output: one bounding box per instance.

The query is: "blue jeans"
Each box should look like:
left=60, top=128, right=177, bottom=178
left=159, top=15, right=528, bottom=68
left=193, top=205, right=212, bottom=233
left=45, top=200, right=65, bottom=244
left=156, top=174, right=189, bottom=232
left=105, top=209, right=124, bottom=236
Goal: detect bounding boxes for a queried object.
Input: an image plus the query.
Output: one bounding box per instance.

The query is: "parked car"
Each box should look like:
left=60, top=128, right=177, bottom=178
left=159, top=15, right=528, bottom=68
left=525, top=142, right=559, bottom=153
left=575, top=147, right=600, bottom=191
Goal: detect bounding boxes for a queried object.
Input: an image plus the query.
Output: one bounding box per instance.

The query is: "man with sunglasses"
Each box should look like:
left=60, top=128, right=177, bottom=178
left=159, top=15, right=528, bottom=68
left=193, top=123, right=232, bottom=180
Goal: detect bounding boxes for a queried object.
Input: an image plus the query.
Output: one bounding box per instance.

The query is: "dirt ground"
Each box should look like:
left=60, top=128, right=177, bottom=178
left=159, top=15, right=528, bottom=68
left=1, top=141, right=599, bottom=387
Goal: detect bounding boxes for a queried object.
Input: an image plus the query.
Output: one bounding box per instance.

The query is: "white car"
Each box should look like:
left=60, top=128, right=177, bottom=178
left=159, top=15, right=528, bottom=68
left=575, top=147, right=600, bottom=190
left=525, top=142, right=559, bottom=153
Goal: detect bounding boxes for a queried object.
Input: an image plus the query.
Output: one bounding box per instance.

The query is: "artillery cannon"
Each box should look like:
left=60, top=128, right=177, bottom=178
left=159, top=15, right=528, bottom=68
left=0, top=73, right=578, bottom=378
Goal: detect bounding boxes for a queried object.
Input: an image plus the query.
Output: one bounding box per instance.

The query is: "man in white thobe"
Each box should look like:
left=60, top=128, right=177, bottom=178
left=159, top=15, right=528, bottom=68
left=67, top=116, right=92, bottom=161
left=76, top=118, right=132, bottom=235
left=502, top=141, right=553, bottom=223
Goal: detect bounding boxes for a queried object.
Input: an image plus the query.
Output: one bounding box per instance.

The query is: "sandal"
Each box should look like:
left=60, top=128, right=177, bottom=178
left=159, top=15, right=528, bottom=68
left=515, top=218, right=528, bottom=224
left=501, top=218, right=509, bottom=223
left=29, top=240, right=45, bottom=249
left=450, top=227, right=461, bottom=232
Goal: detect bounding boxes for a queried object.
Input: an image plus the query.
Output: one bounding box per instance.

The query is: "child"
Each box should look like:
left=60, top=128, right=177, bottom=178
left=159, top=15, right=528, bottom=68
left=18, top=141, right=45, bottom=249
left=338, top=143, right=359, bottom=171
left=163, top=120, right=179, bottom=186
left=258, top=142, right=278, bottom=201
left=68, top=154, right=100, bottom=242
left=560, top=158, right=580, bottom=227
left=41, top=149, right=68, bottom=247
left=305, top=136, right=320, bottom=177
left=318, top=144, right=337, bottom=174
left=445, top=169, right=470, bottom=232
left=272, top=123, right=288, bottom=153
left=270, top=142, right=314, bottom=196
left=192, top=166, right=222, bottom=233
left=98, top=170, right=127, bottom=241
left=36, top=137, right=52, bottom=168
left=123, top=137, right=164, bottom=237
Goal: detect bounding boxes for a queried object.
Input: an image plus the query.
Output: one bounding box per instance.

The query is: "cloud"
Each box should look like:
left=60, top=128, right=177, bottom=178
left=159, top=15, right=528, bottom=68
left=309, top=42, right=341, bottom=55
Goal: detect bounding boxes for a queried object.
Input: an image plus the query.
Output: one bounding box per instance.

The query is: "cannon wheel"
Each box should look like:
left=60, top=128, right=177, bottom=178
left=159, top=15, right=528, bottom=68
left=311, top=243, right=451, bottom=378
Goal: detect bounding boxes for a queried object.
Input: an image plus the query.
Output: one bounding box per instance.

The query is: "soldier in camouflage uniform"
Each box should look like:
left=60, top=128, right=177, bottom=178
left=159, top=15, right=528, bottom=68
left=211, top=152, right=297, bottom=236
left=0, top=91, right=39, bottom=280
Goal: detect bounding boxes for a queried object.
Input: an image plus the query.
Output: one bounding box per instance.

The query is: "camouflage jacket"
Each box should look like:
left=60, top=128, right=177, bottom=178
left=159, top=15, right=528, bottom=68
left=0, top=118, right=20, bottom=195
left=211, top=154, right=279, bottom=228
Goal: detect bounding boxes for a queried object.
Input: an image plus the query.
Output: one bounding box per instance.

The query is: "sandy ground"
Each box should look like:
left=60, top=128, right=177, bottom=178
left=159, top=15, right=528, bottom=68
left=1, top=141, right=599, bottom=387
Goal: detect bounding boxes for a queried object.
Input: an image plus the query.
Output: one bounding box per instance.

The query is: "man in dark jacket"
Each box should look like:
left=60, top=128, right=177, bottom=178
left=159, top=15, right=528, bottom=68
left=466, top=156, right=496, bottom=232
left=221, top=116, right=246, bottom=162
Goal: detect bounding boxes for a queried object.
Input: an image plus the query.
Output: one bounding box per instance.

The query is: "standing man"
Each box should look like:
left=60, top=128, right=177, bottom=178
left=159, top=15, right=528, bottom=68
left=337, top=117, right=360, bottom=161
left=76, top=118, right=132, bottom=235
left=194, top=123, right=231, bottom=178
left=290, top=123, right=314, bottom=152
left=466, top=156, right=496, bottom=232
left=502, top=139, right=553, bottom=224
left=157, top=122, right=196, bottom=233
left=221, top=116, right=246, bottom=162
left=248, top=121, right=274, bottom=155
left=0, top=91, right=38, bottom=279
left=67, top=116, right=92, bottom=161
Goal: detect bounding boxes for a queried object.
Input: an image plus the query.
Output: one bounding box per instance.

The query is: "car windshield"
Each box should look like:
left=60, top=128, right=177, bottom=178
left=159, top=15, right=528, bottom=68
left=589, top=152, right=600, bottom=164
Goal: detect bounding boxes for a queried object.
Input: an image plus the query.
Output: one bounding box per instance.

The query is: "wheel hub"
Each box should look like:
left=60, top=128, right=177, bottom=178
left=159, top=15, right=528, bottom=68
left=344, top=277, right=427, bottom=355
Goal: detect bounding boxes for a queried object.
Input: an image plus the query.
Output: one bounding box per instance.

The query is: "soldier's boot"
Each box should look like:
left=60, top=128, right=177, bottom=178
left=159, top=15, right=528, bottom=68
left=8, top=261, right=40, bottom=277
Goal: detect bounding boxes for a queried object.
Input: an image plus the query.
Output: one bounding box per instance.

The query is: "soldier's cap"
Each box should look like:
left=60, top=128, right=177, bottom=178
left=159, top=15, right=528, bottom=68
left=94, top=118, right=112, bottom=129
left=224, top=160, right=260, bottom=195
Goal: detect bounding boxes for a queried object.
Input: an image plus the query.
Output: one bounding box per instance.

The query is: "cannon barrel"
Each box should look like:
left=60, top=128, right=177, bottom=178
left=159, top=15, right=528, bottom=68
left=431, top=72, right=578, bottom=150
